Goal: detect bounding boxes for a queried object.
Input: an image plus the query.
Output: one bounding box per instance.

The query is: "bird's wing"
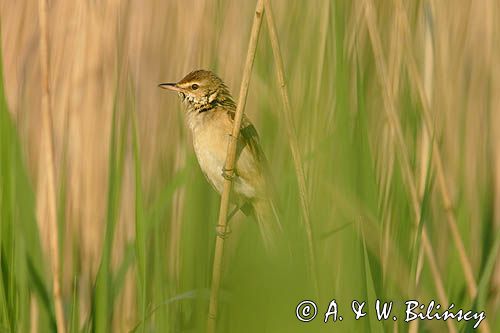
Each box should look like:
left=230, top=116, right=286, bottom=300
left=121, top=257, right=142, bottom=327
left=238, top=117, right=266, bottom=168
left=225, top=110, right=273, bottom=194
left=225, top=110, right=283, bottom=250
left=224, top=110, right=266, bottom=170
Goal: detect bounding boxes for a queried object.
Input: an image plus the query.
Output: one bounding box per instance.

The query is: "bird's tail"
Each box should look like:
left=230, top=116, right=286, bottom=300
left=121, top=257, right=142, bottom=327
left=251, top=198, right=283, bottom=252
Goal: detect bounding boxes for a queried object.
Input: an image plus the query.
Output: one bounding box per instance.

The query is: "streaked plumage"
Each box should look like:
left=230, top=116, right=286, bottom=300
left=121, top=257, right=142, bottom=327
left=159, top=69, right=281, bottom=249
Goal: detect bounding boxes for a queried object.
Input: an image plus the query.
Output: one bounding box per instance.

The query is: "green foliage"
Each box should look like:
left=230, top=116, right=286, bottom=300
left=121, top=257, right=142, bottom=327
left=0, top=51, right=55, bottom=332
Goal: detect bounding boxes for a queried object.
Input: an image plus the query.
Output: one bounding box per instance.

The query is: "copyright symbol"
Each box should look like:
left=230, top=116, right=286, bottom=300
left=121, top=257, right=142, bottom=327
left=295, top=300, right=317, bottom=322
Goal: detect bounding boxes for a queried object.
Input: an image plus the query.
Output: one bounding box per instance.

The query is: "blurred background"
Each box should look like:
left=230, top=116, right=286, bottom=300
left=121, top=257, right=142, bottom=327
left=1, top=0, right=499, bottom=332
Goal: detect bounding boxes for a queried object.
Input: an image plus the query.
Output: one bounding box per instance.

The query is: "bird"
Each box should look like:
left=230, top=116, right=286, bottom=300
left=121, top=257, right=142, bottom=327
left=159, top=69, right=281, bottom=249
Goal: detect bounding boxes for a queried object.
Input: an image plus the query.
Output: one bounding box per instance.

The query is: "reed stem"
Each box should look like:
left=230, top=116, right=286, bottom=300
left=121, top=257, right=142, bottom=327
left=398, top=0, right=484, bottom=315
left=207, top=1, right=265, bottom=332
left=263, top=0, right=318, bottom=296
left=37, top=0, right=65, bottom=332
left=363, top=0, right=455, bottom=331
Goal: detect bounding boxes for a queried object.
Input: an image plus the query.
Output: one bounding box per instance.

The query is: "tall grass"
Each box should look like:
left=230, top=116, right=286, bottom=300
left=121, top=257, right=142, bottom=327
left=1, top=0, right=500, bottom=332
left=0, top=50, right=55, bottom=332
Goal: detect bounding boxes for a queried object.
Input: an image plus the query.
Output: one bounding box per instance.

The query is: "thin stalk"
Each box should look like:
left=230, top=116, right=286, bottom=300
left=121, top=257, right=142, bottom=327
left=263, top=0, right=318, bottom=295
left=409, top=2, right=433, bottom=331
left=207, top=1, right=265, bottom=332
left=362, top=0, right=455, bottom=331
left=397, top=1, right=484, bottom=322
left=37, top=0, right=65, bottom=332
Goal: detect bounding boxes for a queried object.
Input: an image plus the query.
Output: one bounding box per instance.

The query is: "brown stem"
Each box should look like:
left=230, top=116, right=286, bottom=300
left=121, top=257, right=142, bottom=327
left=399, top=0, right=481, bottom=303
left=363, top=0, right=456, bottom=331
left=263, top=0, right=318, bottom=296
left=207, top=1, right=265, bottom=332
left=37, top=0, right=66, bottom=332
left=397, top=1, right=489, bottom=331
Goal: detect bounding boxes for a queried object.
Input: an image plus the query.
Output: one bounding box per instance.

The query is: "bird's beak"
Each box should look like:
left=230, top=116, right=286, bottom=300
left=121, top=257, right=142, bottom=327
left=158, top=82, right=182, bottom=92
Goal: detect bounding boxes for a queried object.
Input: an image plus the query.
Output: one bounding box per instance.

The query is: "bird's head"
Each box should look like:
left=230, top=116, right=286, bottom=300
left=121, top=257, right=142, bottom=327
left=159, top=69, right=235, bottom=112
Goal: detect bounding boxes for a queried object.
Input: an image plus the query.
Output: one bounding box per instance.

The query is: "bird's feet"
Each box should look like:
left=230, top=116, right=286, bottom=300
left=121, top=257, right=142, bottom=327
left=216, top=224, right=232, bottom=239
left=221, top=167, right=235, bottom=181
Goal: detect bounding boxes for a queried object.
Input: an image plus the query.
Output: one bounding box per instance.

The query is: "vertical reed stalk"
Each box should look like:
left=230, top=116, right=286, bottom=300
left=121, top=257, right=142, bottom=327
left=409, top=3, right=434, bottom=332
left=363, top=0, right=455, bottom=331
left=207, top=1, right=265, bottom=332
left=396, top=7, right=485, bottom=330
left=37, top=0, right=65, bottom=332
left=263, top=0, right=318, bottom=295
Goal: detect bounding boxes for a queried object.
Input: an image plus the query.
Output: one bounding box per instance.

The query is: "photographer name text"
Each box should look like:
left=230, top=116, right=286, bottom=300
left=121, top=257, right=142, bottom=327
left=295, top=299, right=485, bottom=329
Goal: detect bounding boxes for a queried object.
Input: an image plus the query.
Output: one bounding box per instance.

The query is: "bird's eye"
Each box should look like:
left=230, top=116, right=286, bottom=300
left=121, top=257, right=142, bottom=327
left=191, top=84, right=199, bottom=90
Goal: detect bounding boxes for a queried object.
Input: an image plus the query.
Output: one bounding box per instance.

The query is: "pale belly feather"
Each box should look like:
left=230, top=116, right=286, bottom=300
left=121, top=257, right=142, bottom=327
left=191, top=123, right=257, bottom=202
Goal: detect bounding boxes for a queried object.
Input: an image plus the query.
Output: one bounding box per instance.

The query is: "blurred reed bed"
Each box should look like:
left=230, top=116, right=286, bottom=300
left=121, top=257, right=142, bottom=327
left=1, top=0, right=500, bottom=332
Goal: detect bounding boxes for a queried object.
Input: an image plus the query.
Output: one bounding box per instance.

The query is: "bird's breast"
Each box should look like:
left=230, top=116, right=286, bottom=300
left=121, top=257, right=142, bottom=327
left=189, top=113, right=258, bottom=201
left=192, top=126, right=227, bottom=195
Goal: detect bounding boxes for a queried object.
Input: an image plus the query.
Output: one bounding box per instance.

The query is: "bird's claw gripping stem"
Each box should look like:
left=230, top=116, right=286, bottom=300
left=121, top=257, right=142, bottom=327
left=216, top=224, right=232, bottom=239
left=221, top=167, right=235, bottom=180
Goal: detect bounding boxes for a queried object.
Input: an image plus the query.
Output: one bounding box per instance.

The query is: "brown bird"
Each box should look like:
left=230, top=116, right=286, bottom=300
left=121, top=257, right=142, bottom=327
left=159, top=69, right=281, bottom=249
